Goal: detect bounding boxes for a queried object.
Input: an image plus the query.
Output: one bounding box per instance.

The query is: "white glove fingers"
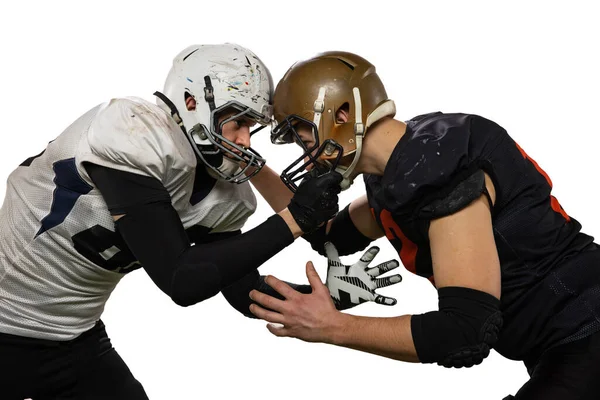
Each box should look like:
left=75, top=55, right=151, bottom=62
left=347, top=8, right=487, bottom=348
left=358, top=246, right=380, bottom=267
left=366, top=259, right=400, bottom=277
left=374, top=295, right=397, bottom=306
left=375, top=274, right=402, bottom=288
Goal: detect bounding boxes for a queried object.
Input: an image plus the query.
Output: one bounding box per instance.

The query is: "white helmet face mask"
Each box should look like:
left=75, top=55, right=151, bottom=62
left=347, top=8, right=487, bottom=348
left=156, top=43, right=274, bottom=183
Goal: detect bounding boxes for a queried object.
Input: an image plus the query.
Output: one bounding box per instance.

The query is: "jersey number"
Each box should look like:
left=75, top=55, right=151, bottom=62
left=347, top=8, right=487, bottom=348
left=374, top=208, right=436, bottom=286
left=26, top=157, right=140, bottom=274
left=72, top=225, right=141, bottom=273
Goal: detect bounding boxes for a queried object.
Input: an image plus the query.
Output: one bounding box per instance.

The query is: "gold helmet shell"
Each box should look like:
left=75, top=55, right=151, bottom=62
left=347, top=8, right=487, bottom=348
left=272, top=51, right=395, bottom=190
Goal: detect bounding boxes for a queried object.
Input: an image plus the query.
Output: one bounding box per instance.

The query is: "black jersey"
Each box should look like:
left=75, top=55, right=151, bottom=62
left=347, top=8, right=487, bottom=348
left=365, top=112, right=600, bottom=362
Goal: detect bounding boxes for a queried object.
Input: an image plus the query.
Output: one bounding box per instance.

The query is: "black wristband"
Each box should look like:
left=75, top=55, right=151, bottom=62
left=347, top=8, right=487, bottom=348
left=302, top=205, right=373, bottom=256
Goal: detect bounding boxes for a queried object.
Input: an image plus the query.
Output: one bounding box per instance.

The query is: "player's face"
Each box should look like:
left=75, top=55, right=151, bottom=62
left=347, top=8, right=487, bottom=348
left=186, top=96, right=256, bottom=157
left=293, top=123, right=320, bottom=172
left=294, top=124, right=316, bottom=149
left=294, top=106, right=348, bottom=152
left=218, top=112, right=257, bottom=159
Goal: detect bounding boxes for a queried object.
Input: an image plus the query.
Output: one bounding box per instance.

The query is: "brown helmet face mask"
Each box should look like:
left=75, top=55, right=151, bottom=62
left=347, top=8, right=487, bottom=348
left=271, top=51, right=396, bottom=192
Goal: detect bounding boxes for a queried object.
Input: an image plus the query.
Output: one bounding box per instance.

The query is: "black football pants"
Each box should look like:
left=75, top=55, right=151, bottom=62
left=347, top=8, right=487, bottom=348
left=0, top=320, right=148, bottom=400
left=504, top=330, right=600, bottom=399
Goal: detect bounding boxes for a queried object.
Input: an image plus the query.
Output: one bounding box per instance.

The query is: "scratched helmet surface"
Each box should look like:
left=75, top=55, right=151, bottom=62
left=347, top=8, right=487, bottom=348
left=158, top=43, right=274, bottom=182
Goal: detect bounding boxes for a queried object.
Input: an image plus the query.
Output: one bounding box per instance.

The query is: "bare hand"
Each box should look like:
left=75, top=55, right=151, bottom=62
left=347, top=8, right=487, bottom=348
left=249, top=261, right=344, bottom=343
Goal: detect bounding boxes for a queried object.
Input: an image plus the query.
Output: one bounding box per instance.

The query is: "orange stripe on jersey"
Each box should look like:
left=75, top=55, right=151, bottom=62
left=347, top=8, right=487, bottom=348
left=379, top=209, right=418, bottom=275
left=514, top=141, right=571, bottom=222
left=550, top=196, right=570, bottom=221
left=514, top=142, right=553, bottom=186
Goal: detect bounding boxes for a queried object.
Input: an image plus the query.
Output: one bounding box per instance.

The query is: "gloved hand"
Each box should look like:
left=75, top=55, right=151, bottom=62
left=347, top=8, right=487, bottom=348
left=325, top=242, right=402, bottom=310
left=287, top=171, right=342, bottom=234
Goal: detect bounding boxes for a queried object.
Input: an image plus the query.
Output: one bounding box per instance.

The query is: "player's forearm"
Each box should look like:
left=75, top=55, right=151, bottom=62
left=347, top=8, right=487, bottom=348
left=117, top=206, right=295, bottom=306
left=277, top=208, right=303, bottom=238
left=223, top=270, right=312, bottom=318
left=173, top=215, right=294, bottom=296
left=249, top=164, right=294, bottom=212
left=329, top=313, right=420, bottom=363
left=249, top=165, right=304, bottom=237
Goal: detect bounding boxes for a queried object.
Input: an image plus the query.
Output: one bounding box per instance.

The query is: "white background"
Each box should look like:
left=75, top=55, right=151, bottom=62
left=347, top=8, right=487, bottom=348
left=1, top=1, right=599, bottom=399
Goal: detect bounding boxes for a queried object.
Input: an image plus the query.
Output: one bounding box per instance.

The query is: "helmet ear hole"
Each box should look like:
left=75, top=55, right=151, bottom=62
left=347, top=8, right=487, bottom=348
left=335, top=102, right=350, bottom=124
left=184, top=92, right=196, bottom=111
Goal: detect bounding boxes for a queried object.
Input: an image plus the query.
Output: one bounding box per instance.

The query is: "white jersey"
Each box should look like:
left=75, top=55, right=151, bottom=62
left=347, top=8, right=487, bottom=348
left=0, top=97, right=256, bottom=341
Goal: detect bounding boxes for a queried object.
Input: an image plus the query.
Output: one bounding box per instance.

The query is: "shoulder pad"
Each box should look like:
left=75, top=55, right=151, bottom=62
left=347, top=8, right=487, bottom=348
left=419, top=169, right=489, bottom=219
left=81, top=97, right=193, bottom=181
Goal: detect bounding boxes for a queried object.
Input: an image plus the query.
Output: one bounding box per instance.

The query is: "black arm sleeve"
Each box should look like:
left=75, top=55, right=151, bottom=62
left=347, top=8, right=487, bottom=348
left=184, top=229, right=312, bottom=318
left=86, top=163, right=295, bottom=307
left=84, top=163, right=170, bottom=214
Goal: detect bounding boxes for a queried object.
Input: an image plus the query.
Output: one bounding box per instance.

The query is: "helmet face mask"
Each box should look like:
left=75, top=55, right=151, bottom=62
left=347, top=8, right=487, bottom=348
left=158, top=44, right=274, bottom=183
left=191, top=100, right=269, bottom=182
left=272, top=114, right=343, bottom=192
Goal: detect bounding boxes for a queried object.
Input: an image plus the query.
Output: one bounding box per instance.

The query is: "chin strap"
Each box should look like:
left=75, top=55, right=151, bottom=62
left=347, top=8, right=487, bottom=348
left=313, top=87, right=327, bottom=128
left=203, top=76, right=216, bottom=112
left=336, top=87, right=365, bottom=191
left=154, top=90, right=224, bottom=171
left=337, top=97, right=397, bottom=191
left=153, top=91, right=186, bottom=135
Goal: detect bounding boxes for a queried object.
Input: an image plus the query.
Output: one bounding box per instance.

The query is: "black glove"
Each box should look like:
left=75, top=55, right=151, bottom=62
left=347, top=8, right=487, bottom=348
left=287, top=171, right=343, bottom=234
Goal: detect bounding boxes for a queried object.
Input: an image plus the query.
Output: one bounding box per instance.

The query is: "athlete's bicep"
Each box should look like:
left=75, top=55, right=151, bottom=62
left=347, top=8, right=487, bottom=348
left=84, top=162, right=171, bottom=216
left=428, top=174, right=500, bottom=299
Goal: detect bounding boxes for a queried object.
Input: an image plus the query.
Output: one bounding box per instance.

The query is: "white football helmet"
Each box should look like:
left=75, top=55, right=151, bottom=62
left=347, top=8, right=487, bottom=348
left=156, top=43, right=274, bottom=183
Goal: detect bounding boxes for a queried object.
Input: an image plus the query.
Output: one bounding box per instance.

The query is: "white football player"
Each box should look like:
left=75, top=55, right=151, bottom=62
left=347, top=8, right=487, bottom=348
left=0, top=43, right=344, bottom=399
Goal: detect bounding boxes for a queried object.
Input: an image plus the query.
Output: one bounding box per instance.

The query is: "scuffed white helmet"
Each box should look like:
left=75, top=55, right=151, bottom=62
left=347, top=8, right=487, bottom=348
left=156, top=43, right=274, bottom=183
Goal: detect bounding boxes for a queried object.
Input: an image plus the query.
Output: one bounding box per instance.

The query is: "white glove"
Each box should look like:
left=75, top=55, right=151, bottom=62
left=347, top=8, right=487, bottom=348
left=325, top=242, right=402, bottom=310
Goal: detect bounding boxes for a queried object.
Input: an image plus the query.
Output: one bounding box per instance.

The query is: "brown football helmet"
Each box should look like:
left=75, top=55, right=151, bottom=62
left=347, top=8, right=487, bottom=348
left=272, top=51, right=396, bottom=191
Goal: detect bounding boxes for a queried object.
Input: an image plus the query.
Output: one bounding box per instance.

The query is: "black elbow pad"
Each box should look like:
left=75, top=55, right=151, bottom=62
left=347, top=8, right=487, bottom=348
left=411, top=287, right=503, bottom=368
left=170, top=261, right=221, bottom=307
